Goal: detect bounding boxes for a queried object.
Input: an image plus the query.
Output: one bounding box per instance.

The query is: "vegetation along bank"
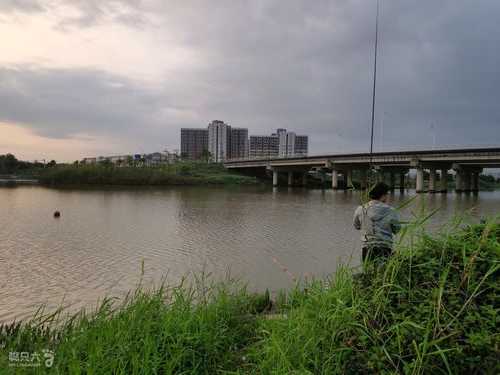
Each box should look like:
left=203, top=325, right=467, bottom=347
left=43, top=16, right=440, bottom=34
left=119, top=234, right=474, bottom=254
left=36, top=162, right=259, bottom=186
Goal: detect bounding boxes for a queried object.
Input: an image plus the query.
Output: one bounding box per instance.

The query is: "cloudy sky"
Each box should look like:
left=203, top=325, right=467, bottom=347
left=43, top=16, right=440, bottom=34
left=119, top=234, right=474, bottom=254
left=1, top=0, right=499, bottom=161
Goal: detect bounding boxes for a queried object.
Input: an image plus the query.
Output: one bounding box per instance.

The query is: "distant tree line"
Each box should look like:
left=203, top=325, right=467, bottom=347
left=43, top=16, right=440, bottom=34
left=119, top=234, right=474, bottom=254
left=0, top=153, right=56, bottom=174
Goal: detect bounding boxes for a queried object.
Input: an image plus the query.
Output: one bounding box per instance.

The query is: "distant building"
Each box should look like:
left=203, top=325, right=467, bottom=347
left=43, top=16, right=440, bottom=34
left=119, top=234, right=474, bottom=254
left=182, top=121, right=249, bottom=162
left=294, top=135, right=309, bottom=156
left=82, top=157, right=97, bottom=164
left=181, top=128, right=209, bottom=160
left=249, top=135, right=279, bottom=158
left=229, top=127, right=249, bottom=159
left=208, top=120, right=230, bottom=162
left=249, top=129, right=308, bottom=159
left=181, top=124, right=306, bottom=161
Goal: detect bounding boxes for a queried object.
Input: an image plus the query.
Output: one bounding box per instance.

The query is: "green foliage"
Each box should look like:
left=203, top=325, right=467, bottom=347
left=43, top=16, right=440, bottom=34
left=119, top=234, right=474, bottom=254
left=249, top=221, right=500, bottom=374
left=0, top=222, right=498, bottom=374
left=37, top=162, right=259, bottom=186
left=0, top=154, right=45, bottom=175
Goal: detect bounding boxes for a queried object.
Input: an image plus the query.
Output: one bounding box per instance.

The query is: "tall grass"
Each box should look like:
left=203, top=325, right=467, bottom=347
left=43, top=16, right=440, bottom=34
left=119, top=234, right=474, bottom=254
left=1, top=220, right=498, bottom=374
left=37, top=162, right=258, bottom=186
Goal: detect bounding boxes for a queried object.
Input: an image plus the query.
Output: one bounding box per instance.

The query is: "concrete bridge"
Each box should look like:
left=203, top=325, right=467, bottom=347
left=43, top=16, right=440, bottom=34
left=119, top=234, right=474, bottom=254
left=224, top=147, right=500, bottom=193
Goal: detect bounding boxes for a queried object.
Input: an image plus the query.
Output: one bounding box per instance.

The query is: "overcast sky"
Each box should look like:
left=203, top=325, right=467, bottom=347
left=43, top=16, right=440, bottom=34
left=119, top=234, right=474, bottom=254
left=1, top=0, right=499, bottom=161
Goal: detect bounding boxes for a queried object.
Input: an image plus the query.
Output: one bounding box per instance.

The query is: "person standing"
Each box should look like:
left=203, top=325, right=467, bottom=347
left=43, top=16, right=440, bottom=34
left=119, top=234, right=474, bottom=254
left=353, top=182, right=401, bottom=262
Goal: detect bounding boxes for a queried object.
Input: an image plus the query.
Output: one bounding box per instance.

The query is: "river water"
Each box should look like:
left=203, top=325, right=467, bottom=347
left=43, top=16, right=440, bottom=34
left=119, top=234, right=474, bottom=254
left=1, top=185, right=499, bottom=322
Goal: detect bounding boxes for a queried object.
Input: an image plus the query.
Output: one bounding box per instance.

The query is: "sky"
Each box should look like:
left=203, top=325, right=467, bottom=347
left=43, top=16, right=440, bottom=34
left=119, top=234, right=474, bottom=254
left=0, top=0, right=499, bottom=162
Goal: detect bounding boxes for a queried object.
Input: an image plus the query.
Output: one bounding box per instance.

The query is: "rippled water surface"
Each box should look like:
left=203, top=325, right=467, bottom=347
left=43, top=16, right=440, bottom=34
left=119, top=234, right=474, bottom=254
left=1, top=185, right=499, bottom=322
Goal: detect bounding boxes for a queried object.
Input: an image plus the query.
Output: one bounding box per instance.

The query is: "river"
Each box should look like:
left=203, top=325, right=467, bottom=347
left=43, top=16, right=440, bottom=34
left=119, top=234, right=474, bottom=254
left=1, top=185, right=499, bottom=322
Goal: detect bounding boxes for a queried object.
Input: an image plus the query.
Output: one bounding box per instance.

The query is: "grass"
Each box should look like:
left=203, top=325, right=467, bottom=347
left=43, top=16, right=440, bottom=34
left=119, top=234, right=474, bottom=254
left=36, top=162, right=259, bottom=186
left=0, top=220, right=498, bottom=374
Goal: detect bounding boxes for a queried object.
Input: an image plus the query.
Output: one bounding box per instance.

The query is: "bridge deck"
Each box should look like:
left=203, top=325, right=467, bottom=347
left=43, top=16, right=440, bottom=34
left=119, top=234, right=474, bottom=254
left=224, top=147, right=500, bottom=170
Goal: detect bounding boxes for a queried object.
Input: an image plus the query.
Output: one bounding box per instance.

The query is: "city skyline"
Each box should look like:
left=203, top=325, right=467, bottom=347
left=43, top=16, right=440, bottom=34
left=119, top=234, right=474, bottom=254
left=1, top=1, right=500, bottom=162
left=181, top=122, right=308, bottom=162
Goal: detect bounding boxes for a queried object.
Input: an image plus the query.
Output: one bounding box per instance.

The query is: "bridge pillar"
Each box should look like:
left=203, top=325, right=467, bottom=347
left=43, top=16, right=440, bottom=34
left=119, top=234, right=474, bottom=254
left=429, top=168, right=437, bottom=193
left=472, top=171, right=480, bottom=192
left=389, top=172, right=396, bottom=191
left=360, top=169, right=368, bottom=190
left=416, top=167, right=425, bottom=193
left=440, top=169, right=448, bottom=193
left=377, top=170, right=384, bottom=183
left=273, top=170, right=279, bottom=187
left=332, top=170, right=339, bottom=190
left=345, top=169, right=353, bottom=190
left=455, top=170, right=464, bottom=193
left=399, top=172, right=405, bottom=193
left=464, top=171, right=472, bottom=192
left=287, top=172, right=294, bottom=187
left=302, top=172, right=308, bottom=187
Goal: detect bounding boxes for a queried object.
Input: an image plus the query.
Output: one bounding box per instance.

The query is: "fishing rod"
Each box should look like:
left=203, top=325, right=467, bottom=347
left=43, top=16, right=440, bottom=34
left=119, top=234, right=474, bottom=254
left=369, top=0, right=380, bottom=184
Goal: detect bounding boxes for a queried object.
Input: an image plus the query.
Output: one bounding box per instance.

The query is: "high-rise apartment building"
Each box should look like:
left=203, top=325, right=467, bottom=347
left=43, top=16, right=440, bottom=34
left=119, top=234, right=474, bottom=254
left=249, top=135, right=280, bottom=158
left=181, top=121, right=249, bottom=162
left=294, top=135, right=309, bottom=156
left=230, top=128, right=249, bottom=159
left=181, top=124, right=307, bottom=161
left=249, top=129, right=308, bottom=159
left=180, top=128, right=209, bottom=160
left=208, top=120, right=230, bottom=162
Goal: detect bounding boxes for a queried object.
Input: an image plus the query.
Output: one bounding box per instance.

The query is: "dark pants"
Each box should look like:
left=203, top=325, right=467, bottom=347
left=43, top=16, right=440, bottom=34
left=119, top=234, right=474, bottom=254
left=362, top=246, right=392, bottom=262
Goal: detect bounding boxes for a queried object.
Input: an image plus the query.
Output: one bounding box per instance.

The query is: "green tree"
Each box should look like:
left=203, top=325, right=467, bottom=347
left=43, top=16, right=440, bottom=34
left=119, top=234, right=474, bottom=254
left=200, top=149, right=212, bottom=163
left=0, top=153, right=19, bottom=173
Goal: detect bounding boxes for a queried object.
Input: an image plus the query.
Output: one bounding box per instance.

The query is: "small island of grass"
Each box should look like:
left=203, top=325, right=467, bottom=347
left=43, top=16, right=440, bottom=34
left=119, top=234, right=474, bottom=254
left=36, top=162, right=259, bottom=187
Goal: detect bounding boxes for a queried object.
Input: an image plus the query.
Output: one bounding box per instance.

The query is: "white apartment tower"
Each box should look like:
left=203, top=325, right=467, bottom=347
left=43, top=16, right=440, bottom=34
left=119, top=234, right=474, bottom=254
left=278, top=129, right=297, bottom=157
left=208, top=120, right=230, bottom=162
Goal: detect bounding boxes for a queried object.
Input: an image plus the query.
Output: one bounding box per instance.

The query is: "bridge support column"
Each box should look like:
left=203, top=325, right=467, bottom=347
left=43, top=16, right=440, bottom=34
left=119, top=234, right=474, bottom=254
left=472, top=171, right=480, bottom=193
left=399, top=172, right=405, bottom=193
left=464, top=172, right=472, bottom=192
left=389, top=172, right=396, bottom=191
left=455, top=171, right=464, bottom=193
left=332, top=170, right=339, bottom=190
left=377, top=171, right=384, bottom=183
left=302, top=173, right=308, bottom=187
left=273, top=170, right=279, bottom=187
left=440, top=169, right=448, bottom=193
left=360, top=169, right=368, bottom=190
left=345, top=169, right=353, bottom=190
left=416, top=167, right=425, bottom=193
left=287, top=172, right=294, bottom=187
left=429, top=168, right=437, bottom=193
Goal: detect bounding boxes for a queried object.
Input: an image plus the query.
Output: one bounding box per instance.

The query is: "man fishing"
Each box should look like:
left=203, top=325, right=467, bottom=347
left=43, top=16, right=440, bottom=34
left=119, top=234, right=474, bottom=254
left=353, top=182, right=401, bottom=262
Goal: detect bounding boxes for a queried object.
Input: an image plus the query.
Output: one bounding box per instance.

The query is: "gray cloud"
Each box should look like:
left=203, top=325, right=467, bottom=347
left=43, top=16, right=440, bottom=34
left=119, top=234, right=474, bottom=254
left=1, top=0, right=500, bottom=157
left=0, top=0, right=44, bottom=13
left=0, top=66, right=193, bottom=154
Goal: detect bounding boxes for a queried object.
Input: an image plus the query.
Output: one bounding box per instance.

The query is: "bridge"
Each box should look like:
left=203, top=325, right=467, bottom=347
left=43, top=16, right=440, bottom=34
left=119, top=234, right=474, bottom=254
left=224, top=147, right=500, bottom=193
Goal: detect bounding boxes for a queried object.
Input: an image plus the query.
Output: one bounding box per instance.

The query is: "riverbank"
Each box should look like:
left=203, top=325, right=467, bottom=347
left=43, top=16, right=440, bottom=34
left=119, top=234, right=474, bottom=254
left=0, top=221, right=498, bottom=373
left=37, top=163, right=259, bottom=186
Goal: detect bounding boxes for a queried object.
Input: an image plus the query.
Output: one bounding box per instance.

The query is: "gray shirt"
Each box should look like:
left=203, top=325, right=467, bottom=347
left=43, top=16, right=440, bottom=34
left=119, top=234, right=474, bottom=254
left=353, top=200, right=401, bottom=248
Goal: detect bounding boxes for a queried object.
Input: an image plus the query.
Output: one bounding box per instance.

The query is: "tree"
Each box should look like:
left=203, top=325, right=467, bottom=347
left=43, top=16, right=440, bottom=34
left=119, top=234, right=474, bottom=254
left=47, top=160, right=57, bottom=167
left=200, top=149, right=212, bottom=163
left=0, top=153, right=19, bottom=173
left=99, top=159, right=112, bottom=167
